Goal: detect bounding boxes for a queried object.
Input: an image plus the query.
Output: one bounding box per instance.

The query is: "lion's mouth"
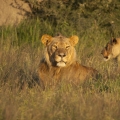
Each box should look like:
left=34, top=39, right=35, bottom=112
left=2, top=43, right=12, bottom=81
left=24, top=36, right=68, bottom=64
left=103, top=55, right=111, bottom=61
left=56, top=61, right=66, bottom=67
left=55, top=56, right=67, bottom=67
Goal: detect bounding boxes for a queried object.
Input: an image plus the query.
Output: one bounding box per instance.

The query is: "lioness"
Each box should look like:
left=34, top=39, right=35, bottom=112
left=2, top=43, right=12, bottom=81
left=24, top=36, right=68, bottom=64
left=101, top=38, right=120, bottom=65
left=38, top=34, right=98, bottom=89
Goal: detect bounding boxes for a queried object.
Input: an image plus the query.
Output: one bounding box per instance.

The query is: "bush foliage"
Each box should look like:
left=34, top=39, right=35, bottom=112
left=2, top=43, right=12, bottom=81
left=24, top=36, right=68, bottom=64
left=23, top=0, right=120, bottom=37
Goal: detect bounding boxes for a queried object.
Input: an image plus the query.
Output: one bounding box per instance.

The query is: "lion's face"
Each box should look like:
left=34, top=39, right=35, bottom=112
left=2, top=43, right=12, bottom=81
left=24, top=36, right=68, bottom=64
left=101, top=43, right=112, bottom=61
left=101, top=38, right=120, bottom=61
left=41, top=34, right=79, bottom=67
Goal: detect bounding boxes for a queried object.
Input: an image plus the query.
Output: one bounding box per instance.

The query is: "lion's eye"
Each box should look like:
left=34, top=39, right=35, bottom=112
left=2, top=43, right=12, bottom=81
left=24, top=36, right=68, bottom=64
left=105, top=46, right=107, bottom=50
left=52, top=45, right=57, bottom=49
left=66, top=46, right=70, bottom=49
left=105, top=45, right=109, bottom=50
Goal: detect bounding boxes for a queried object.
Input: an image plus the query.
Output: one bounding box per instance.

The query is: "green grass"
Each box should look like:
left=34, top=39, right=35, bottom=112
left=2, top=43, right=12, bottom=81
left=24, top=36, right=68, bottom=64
left=0, top=19, right=120, bottom=120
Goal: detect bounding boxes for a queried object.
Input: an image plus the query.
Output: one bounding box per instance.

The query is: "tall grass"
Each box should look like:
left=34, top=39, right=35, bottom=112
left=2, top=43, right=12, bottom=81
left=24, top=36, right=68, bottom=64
left=0, top=19, right=120, bottom=120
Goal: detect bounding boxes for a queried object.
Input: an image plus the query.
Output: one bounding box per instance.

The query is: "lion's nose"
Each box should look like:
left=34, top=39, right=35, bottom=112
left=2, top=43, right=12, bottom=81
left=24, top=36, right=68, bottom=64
left=104, top=56, right=108, bottom=59
left=58, top=53, right=66, bottom=57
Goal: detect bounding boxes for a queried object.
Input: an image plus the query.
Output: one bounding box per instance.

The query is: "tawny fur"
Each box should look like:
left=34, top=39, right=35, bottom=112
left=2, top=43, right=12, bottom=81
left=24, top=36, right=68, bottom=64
left=101, top=38, right=120, bottom=63
left=38, top=34, right=98, bottom=88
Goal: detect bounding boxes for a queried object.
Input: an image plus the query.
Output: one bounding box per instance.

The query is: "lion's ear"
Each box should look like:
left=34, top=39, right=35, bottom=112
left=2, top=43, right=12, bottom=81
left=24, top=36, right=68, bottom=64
left=111, top=37, right=117, bottom=45
left=69, top=35, right=79, bottom=46
left=41, top=34, right=52, bottom=46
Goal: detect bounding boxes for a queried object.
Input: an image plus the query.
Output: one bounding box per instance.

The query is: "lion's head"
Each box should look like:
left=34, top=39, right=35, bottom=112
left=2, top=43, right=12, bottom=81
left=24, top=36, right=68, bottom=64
left=41, top=34, right=79, bottom=67
left=101, top=38, right=120, bottom=61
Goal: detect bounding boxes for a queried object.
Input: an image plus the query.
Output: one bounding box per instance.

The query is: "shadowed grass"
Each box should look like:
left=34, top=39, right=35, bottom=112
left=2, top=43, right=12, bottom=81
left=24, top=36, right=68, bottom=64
left=0, top=80, right=120, bottom=120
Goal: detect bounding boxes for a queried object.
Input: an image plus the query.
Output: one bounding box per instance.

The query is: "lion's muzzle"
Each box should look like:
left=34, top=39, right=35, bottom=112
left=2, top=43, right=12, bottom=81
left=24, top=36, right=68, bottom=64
left=54, top=49, right=67, bottom=67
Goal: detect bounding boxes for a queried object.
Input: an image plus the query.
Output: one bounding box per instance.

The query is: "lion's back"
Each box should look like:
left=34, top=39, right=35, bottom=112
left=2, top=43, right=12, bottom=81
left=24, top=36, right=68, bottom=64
left=67, top=61, right=98, bottom=82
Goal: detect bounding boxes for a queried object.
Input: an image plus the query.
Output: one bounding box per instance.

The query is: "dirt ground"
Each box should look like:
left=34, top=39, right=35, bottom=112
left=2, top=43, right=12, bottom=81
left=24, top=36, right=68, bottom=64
left=0, top=0, right=38, bottom=26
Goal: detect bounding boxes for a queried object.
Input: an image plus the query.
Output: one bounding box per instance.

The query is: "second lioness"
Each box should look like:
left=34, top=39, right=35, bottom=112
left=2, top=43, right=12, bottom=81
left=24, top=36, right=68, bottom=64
left=38, top=34, right=98, bottom=88
left=101, top=38, right=120, bottom=64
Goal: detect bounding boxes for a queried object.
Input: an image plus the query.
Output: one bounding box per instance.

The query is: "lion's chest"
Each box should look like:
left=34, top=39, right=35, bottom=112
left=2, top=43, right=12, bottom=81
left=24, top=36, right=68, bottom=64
left=41, top=66, right=69, bottom=81
left=39, top=62, right=89, bottom=84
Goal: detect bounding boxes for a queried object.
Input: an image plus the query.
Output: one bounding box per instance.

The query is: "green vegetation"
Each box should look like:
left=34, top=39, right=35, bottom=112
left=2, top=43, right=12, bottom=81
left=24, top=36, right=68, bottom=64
left=0, top=0, right=120, bottom=119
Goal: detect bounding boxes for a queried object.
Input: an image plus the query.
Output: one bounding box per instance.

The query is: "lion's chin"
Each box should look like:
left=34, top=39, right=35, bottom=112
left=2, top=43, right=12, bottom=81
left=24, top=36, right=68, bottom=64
left=103, top=58, right=109, bottom=61
left=57, top=62, right=66, bottom=67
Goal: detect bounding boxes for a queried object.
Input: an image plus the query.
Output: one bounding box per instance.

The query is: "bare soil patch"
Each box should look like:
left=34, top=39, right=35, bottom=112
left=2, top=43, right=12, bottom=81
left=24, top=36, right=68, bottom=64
left=0, top=0, right=32, bottom=26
